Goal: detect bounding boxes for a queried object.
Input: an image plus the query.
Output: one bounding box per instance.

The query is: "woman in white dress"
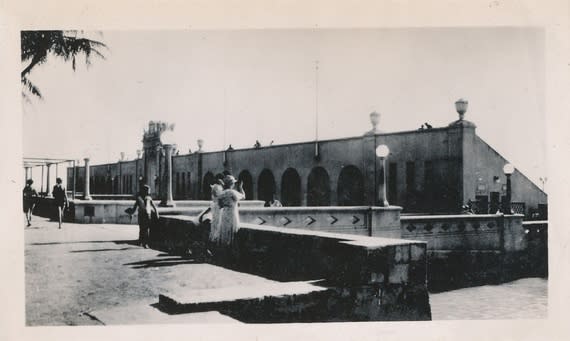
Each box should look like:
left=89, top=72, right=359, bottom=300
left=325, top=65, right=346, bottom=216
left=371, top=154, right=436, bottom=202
left=217, top=175, right=245, bottom=247
left=208, top=173, right=225, bottom=245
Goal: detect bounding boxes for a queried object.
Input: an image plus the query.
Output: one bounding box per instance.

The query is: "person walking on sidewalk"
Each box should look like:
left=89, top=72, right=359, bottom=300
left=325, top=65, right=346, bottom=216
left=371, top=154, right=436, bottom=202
left=52, top=178, right=68, bottom=229
left=23, top=179, right=38, bottom=227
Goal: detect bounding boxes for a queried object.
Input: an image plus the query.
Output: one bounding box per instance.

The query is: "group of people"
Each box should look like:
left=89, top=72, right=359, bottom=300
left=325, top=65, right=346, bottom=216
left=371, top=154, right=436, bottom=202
left=126, top=172, right=246, bottom=252
left=22, top=177, right=68, bottom=228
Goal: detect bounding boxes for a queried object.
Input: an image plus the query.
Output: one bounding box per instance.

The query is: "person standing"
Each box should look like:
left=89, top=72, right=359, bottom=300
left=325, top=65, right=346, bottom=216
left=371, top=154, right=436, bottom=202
left=217, top=175, right=245, bottom=247
left=129, top=185, right=159, bottom=248
left=208, top=173, right=225, bottom=246
left=23, top=179, right=38, bottom=227
left=52, top=178, right=68, bottom=229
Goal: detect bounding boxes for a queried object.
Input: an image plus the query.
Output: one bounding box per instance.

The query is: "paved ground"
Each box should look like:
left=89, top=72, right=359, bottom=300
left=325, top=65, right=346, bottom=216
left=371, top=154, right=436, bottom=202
left=25, top=217, right=277, bottom=325
left=24, top=216, right=547, bottom=325
left=430, top=277, right=547, bottom=320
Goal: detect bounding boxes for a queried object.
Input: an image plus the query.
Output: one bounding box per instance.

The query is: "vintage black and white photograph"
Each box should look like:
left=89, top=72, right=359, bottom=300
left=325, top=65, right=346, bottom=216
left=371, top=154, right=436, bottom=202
left=17, top=26, right=552, bottom=327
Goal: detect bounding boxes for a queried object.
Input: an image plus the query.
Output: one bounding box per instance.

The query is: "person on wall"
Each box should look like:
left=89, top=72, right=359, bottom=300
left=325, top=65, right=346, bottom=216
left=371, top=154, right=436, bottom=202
left=52, top=178, right=68, bottom=229
left=268, top=195, right=283, bottom=207
left=217, top=175, right=245, bottom=249
left=208, top=173, right=225, bottom=248
left=23, top=179, right=38, bottom=227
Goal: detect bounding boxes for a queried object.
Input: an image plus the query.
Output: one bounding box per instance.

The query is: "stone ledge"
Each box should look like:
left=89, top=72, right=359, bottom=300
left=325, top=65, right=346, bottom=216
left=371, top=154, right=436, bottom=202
left=153, top=216, right=431, bottom=321
left=158, top=281, right=330, bottom=315
left=88, top=302, right=240, bottom=325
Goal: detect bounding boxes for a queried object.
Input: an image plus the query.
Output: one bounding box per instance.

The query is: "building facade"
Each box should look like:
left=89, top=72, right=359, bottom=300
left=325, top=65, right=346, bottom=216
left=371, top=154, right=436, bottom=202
left=67, top=113, right=547, bottom=216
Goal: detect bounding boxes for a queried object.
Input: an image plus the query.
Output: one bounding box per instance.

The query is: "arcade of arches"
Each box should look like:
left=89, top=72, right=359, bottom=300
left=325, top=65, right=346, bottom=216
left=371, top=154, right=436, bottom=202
left=202, top=165, right=367, bottom=207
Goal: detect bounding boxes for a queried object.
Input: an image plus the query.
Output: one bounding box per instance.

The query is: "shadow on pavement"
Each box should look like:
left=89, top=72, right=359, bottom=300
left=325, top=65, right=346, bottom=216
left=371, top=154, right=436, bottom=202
left=30, top=240, right=139, bottom=246
left=70, top=247, right=140, bottom=253
left=124, top=256, right=204, bottom=269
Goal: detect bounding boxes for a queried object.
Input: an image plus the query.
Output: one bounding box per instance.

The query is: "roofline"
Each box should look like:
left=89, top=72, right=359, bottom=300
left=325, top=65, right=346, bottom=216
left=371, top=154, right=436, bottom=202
left=165, top=126, right=451, bottom=158
left=73, top=124, right=455, bottom=167
left=475, top=135, right=547, bottom=196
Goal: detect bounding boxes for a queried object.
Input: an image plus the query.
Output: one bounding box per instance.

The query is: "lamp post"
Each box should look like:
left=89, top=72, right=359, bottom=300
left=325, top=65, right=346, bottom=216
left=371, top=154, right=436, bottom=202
left=160, top=130, right=176, bottom=207
left=376, top=144, right=390, bottom=207
left=455, top=98, right=468, bottom=120
left=197, top=139, right=204, bottom=153
left=503, top=163, right=514, bottom=214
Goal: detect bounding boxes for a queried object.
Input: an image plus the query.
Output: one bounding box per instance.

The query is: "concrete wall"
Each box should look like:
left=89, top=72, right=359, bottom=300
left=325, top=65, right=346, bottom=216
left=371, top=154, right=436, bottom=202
left=72, top=200, right=143, bottom=224
left=68, top=122, right=546, bottom=215
left=238, top=206, right=402, bottom=238
left=70, top=199, right=265, bottom=224
left=400, top=213, right=542, bottom=291
left=154, top=216, right=431, bottom=322
left=70, top=129, right=462, bottom=212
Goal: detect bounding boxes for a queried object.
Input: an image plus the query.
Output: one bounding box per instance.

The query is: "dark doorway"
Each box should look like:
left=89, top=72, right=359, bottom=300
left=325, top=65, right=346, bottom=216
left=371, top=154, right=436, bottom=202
left=337, top=165, right=364, bottom=206
left=307, top=167, right=331, bottom=206
left=281, top=168, right=301, bottom=206
left=490, top=192, right=500, bottom=213
left=423, top=161, right=434, bottom=213
left=405, top=161, right=418, bottom=211
left=475, top=195, right=489, bottom=214
left=257, top=169, right=276, bottom=204
left=202, top=172, right=215, bottom=200
left=238, top=170, right=254, bottom=200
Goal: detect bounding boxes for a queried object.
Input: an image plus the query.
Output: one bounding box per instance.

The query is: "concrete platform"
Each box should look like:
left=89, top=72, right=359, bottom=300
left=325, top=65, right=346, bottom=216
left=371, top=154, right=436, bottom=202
left=159, top=280, right=330, bottom=314
left=88, top=301, right=240, bottom=325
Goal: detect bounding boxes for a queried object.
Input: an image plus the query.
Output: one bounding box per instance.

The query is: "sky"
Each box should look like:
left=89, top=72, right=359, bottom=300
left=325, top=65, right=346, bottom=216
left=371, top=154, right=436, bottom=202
left=22, top=27, right=546, bottom=188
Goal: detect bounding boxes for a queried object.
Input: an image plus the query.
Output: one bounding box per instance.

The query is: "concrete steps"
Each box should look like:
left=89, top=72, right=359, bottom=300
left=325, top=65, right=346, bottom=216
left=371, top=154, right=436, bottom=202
left=157, top=281, right=334, bottom=323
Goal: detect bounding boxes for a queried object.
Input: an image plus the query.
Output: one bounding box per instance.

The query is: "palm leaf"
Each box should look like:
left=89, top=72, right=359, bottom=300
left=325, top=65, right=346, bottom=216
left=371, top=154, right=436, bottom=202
left=20, top=30, right=108, bottom=98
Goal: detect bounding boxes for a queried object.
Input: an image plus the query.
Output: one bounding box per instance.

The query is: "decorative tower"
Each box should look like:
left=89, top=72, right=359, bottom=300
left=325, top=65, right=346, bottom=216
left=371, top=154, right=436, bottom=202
left=141, top=121, right=175, bottom=198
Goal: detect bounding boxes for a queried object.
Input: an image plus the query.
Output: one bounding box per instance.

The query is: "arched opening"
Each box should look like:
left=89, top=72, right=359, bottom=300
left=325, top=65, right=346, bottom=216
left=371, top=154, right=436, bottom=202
left=281, top=168, right=301, bottom=206
left=337, top=165, right=364, bottom=206
left=202, top=172, right=215, bottom=200
left=307, top=167, right=331, bottom=206
left=257, top=169, right=276, bottom=205
left=238, top=170, right=254, bottom=200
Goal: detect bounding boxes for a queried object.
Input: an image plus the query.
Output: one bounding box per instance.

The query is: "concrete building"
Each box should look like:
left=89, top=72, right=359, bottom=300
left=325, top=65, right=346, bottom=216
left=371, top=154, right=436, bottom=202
left=67, top=104, right=547, bottom=216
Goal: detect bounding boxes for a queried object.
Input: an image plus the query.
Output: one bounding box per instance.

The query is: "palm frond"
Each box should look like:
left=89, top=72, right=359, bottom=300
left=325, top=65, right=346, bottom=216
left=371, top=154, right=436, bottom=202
left=20, top=30, right=108, bottom=98
left=21, top=76, right=42, bottom=99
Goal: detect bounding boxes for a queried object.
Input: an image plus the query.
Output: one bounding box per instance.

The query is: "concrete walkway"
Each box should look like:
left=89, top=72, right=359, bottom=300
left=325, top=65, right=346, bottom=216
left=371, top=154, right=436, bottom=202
left=25, top=217, right=280, bottom=325
left=430, top=277, right=547, bottom=320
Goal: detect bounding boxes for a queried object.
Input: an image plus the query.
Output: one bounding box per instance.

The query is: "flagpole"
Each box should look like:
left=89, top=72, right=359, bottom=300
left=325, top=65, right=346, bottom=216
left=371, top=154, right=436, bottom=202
left=314, top=60, right=319, bottom=159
